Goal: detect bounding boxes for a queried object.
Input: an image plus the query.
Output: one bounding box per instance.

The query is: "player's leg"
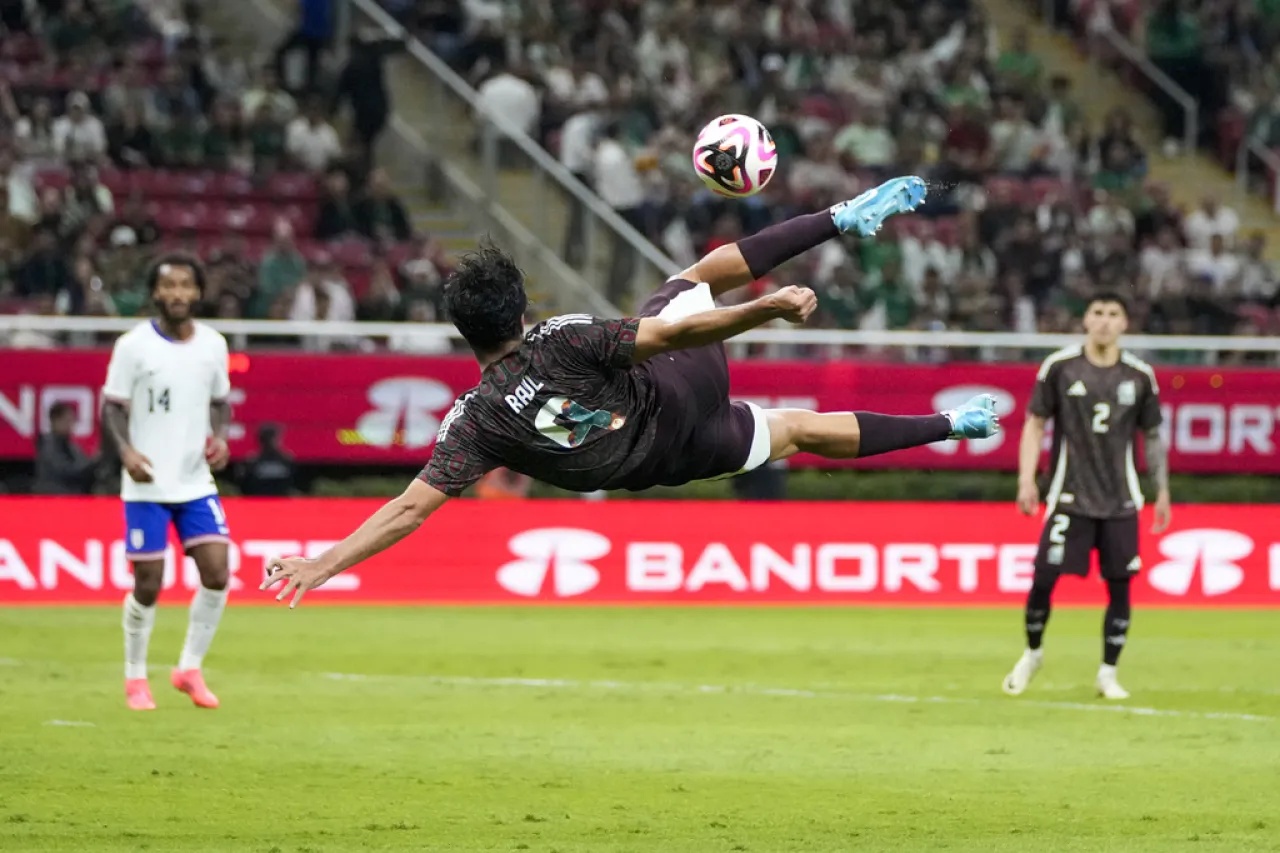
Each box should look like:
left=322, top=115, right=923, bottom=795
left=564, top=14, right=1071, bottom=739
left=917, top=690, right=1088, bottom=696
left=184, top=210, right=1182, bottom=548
left=1004, top=512, right=1095, bottom=696
left=761, top=395, right=1000, bottom=461
left=711, top=176, right=927, bottom=301
left=122, top=501, right=169, bottom=710
left=1095, top=515, right=1141, bottom=700
left=169, top=496, right=232, bottom=709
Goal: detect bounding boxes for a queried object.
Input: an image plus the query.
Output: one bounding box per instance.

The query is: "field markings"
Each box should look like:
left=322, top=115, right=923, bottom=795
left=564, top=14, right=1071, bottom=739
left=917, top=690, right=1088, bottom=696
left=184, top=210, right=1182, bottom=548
left=43, top=720, right=96, bottom=727
left=319, top=672, right=1274, bottom=723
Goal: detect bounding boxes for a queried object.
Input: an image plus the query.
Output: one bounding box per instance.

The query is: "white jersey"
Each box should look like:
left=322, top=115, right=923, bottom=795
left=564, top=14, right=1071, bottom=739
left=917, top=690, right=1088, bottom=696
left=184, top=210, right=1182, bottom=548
left=102, top=321, right=231, bottom=503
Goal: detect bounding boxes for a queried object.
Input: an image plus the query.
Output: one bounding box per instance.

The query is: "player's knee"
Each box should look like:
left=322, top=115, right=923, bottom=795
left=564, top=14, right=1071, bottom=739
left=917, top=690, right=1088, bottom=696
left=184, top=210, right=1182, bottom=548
left=1106, top=577, right=1132, bottom=609
left=197, top=559, right=230, bottom=591
left=131, top=563, right=164, bottom=605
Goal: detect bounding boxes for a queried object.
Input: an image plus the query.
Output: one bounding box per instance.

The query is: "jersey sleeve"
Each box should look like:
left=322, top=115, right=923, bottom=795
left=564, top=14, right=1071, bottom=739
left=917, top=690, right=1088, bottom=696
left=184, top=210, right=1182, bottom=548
left=1027, top=359, right=1058, bottom=419
left=102, top=335, right=137, bottom=403
left=549, top=315, right=641, bottom=369
left=211, top=334, right=231, bottom=401
left=1138, top=371, right=1162, bottom=431
left=417, top=396, right=496, bottom=497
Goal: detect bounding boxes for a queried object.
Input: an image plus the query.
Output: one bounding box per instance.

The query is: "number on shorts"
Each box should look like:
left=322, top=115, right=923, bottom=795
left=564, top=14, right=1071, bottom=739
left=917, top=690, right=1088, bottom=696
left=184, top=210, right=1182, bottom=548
left=206, top=498, right=229, bottom=534
left=1091, top=402, right=1110, bottom=434
left=1049, top=513, right=1071, bottom=545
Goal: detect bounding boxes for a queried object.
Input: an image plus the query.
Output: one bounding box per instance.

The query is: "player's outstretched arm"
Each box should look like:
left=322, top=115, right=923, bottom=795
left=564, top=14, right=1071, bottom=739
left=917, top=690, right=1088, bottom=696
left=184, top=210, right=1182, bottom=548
left=261, top=479, right=448, bottom=608
left=1145, top=426, right=1172, bottom=533
left=683, top=177, right=927, bottom=299
left=631, top=285, right=816, bottom=362
left=1016, top=415, right=1046, bottom=515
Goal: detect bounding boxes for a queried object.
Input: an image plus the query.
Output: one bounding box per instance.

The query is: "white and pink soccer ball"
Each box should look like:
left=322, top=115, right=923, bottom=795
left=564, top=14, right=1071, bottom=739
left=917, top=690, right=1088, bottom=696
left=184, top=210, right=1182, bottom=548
left=691, top=114, right=777, bottom=199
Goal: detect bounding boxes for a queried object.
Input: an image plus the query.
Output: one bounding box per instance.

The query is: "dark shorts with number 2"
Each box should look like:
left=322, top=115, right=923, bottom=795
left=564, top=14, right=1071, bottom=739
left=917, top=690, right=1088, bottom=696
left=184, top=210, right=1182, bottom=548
left=1034, top=511, right=1141, bottom=581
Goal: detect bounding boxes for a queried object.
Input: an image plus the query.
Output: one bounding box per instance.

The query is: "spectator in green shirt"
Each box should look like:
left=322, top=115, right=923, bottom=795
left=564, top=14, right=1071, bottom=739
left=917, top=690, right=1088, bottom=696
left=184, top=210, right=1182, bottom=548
left=995, top=28, right=1043, bottom=93
left=863, top=261, right=917, bottom=329
left=158, top=106, right=206, bottom=168
left=252, top=219, right=307, bottom=319
left=249, top=104, right=287, bottom=175
left=204, top=99, right=244, bottom=170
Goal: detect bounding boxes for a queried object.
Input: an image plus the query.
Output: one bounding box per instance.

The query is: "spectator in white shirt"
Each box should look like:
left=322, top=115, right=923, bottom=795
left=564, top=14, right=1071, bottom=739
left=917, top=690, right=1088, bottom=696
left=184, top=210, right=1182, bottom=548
left=593, top=121, right=647, bottom=303
left=1186, top=234, right=1242, bottom=294
left=1, top=149, right=38, bottom=223
left=1237, top=233, right=1278, bottom=301
left=53, top=92, right=107, bottom=163
left=476, top=61, right=541, bottom=138
left=291, top=258, right=358, bottom=351
left=558, top=94, right=604, bottom=267
left=286, top=98, right=343, bottom=173
left=1138, top=226, right=1184, bottom=298
left=1183, top=195, right=1240, bottom=250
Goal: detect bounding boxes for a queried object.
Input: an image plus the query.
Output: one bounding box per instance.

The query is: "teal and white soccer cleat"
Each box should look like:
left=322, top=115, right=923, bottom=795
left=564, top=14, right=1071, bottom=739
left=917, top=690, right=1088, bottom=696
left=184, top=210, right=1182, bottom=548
left=831, top=176, right=928, bottom=237
left=942, top=393, right=1001, bottom=440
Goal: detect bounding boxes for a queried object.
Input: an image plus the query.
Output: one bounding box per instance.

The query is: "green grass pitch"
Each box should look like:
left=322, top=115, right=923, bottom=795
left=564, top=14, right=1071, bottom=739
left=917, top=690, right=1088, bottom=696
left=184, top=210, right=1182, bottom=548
left=1, top=606, right=1278, bottom=852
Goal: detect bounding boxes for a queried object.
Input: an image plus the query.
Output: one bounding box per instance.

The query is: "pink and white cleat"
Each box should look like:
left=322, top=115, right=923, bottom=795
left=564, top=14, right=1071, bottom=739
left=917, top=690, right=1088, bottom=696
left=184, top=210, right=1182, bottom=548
left=170, top=668, right=219, bottom=709
left=125, top=678, right=156, bottom=711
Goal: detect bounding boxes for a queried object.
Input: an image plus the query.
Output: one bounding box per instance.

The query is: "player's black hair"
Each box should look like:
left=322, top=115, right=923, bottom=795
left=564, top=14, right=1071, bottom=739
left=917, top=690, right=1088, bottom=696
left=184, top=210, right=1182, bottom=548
left=147, top=252, right=206, bottom=295
left=47, top=401, right=75, bottom=421
left=1085, top=291, right=1129, bottom=316
left=443, top=240, right=528, bottom=355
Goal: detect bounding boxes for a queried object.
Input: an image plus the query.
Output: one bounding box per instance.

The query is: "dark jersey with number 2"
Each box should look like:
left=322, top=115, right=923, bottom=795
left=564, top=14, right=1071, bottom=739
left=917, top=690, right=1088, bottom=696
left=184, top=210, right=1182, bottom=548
left=1028, top=346, right=1163, bottom=519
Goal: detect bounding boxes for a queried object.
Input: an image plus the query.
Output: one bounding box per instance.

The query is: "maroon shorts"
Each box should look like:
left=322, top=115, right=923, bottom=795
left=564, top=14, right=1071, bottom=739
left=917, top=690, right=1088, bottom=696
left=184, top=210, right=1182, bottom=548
left=634, top=278, right=770, bottom=484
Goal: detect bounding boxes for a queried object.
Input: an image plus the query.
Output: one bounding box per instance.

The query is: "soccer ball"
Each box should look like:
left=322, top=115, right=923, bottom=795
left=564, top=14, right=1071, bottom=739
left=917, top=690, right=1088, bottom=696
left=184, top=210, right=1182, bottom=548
left=692, top=114, right=777, bottom=199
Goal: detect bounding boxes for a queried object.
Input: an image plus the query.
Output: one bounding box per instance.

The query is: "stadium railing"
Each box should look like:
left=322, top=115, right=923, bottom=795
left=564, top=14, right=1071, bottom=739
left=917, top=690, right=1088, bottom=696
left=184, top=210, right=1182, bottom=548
left=1235, top=135, right=1280, bottom=213
left=4, top=316, right=1278, bottom=363
left=1038, top=5, right=1197, bottom=156
left=233, top=0, right=624, bottom=318
left=348, top=0, right=682, bottom=302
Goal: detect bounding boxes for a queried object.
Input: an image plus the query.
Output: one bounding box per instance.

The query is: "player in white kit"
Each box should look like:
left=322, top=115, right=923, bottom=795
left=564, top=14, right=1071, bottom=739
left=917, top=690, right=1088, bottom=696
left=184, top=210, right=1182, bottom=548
left=101, top=255, right=233, bottom=711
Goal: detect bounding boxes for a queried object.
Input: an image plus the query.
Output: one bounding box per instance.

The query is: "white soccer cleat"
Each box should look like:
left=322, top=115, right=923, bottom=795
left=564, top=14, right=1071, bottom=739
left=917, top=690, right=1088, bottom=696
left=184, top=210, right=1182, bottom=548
left=1002, top=649, right=1042, bottom=696
left=1096, top=666, right=1130, bottom=700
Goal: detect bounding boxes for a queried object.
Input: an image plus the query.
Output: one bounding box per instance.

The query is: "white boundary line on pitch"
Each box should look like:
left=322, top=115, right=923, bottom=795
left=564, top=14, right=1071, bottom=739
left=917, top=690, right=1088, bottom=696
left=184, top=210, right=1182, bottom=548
left=319, top=673, right=1274, bottom=723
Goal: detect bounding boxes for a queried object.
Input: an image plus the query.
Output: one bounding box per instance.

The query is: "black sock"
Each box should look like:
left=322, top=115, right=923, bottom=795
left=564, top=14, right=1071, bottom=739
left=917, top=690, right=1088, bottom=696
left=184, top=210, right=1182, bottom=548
left=853, top=413, right=952, bottom=458
left=1026, top=576, right=1057, bottom=650
left=1103, top=578, right=1132, bottom=666
left=737, top=211, right=839, bottom=279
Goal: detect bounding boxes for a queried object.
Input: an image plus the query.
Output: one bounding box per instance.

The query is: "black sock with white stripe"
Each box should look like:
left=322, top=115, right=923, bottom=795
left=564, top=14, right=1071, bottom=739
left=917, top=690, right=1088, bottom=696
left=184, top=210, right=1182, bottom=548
left=1025, top=575, right=1057, bottom=650
left=1103, top=578, right=1131, bottom=666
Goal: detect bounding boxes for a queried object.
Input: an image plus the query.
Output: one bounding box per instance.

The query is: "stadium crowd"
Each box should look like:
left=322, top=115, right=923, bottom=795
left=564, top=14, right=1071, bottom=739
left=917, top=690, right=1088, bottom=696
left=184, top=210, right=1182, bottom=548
left=3, top=0, right=1278, bottom=352
left=382, top=0, right=1280, bottom=344
left=0, top=0, right=458, bottom=344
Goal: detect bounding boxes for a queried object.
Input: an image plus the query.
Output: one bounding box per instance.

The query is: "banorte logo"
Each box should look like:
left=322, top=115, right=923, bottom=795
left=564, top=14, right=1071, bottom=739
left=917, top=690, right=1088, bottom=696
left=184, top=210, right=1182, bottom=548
left=352, top=378, right=455, bottom=449
left=928, top=385, right=1016, bottom=455
left=496, top=528, right=610, bottom=597
left=1147, top=529, right=1251, bottom=596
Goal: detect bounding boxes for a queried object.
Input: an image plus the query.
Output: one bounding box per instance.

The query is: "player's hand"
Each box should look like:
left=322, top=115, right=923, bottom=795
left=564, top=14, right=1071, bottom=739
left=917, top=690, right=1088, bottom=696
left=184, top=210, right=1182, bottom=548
left=1151, top=489, right=1172, bottom=534
left=768, top=285, right=818, bottom=324
left=205, top=437, right=230, bottom=471
left=121, top=447, right=154, bottom=483
left=1016, top=480, right=1039, bottom=515
left=261, top=556, right=335, bottom=609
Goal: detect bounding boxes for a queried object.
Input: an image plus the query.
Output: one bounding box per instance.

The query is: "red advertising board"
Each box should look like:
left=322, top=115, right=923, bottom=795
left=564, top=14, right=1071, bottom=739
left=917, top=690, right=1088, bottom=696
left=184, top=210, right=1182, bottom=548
left=1, top=498, right=1277, bottom=606
left=3, top=350, right=1280, bottom=472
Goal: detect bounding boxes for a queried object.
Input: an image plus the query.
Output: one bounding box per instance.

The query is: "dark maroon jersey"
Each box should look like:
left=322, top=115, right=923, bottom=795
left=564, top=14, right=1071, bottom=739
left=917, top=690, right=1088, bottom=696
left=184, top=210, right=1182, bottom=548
left=418, top=304, right=758, bottom=496
left=1028, top=346, right=1163, bottom=519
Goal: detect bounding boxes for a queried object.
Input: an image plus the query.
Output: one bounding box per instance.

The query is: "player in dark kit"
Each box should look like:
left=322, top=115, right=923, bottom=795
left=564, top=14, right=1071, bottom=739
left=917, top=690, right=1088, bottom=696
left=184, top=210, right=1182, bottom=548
left=1004, top=293, right=1172, bottom=700
left=261, top=177, right=1000, bottom=607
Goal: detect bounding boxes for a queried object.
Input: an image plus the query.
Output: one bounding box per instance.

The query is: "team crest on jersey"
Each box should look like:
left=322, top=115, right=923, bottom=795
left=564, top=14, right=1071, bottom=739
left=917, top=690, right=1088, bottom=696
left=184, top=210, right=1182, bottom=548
left=1117, top=381, right=1136, bottom=406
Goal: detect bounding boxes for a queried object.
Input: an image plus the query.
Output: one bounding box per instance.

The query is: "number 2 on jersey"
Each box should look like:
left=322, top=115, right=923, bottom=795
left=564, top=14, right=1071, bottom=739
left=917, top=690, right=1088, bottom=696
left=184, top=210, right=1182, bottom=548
left=1091, top=402, right=1110, bottom=434
left=148, top=387, right=171, bottom=414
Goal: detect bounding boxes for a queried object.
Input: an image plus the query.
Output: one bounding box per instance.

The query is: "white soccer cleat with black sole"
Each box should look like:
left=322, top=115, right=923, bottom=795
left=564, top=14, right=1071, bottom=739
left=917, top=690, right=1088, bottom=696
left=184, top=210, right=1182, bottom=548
left=1001, top=649, right=1042, bottom=696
